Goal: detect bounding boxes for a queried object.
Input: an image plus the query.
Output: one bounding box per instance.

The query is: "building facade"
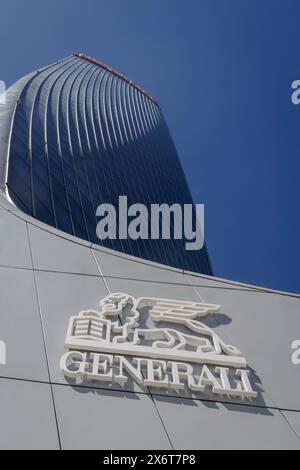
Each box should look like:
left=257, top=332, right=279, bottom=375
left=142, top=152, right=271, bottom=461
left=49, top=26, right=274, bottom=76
left=0, top=55, right=299, bottom=450
left=5, top=53, right=212, bottom=275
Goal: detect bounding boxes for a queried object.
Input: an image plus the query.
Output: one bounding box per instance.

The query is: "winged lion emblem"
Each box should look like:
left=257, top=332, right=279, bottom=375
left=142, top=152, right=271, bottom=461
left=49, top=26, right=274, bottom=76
left=64, top=293, right=247, bottom=368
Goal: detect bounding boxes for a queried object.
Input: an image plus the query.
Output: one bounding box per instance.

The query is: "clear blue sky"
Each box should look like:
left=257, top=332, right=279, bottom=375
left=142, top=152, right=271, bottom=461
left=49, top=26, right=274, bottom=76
left=1, top=0, right=299, bottom=293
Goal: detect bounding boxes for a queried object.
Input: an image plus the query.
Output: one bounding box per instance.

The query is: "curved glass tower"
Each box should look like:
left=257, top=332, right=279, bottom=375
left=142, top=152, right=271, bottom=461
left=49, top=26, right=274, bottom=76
left=5, top=53, right=212, bottom=274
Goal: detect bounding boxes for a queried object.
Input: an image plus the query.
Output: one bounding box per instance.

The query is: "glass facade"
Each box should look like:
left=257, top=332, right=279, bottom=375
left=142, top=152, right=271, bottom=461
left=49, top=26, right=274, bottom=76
left=7, top=54, right=212, bottom=275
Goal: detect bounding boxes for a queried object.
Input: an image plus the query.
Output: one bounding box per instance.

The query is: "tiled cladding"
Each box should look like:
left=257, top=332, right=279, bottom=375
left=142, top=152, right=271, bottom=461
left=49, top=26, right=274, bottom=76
left=0, top=379, right=60, bottom=450
left=0, top=205, right=298, bottom=449
left=7, top=54, right=212, bottom=275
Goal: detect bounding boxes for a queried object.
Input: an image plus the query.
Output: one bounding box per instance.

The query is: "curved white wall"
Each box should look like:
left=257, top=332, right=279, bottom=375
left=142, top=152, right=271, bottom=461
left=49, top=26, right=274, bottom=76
left=0, top=192, right=299, bottom=449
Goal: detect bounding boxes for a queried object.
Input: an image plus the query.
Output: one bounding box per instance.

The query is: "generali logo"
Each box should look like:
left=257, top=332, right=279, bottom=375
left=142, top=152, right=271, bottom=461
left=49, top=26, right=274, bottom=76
left=60, top=293, right=257, bottom=400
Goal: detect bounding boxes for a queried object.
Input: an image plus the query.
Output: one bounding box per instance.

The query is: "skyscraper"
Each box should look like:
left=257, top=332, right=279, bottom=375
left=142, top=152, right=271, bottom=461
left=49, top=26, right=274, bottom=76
left=4, top=53, right=212, bottom=275
left=0, top=54, right=299, bottom=450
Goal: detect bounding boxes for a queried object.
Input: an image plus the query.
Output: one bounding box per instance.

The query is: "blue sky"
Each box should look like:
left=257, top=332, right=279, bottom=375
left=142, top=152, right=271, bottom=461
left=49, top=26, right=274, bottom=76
left=1, top=0, right=299, bottom=293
